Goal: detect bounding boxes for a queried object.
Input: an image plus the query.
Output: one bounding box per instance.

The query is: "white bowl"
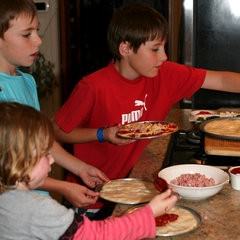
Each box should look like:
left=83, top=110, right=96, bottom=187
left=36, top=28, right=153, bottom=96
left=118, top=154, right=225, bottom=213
left=158, top=164, right=229, bottom=201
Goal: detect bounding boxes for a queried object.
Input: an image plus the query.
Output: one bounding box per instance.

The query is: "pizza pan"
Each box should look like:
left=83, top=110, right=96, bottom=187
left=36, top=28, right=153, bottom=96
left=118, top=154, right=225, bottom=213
left=125, top=205, right=201, bottom=237
left=156, top=205, right=201, bottom=237
left=200, top=117, right=240, bottom=141
left=117, top=120, right=178, bottom=140
left=99, top=178, right=159, bottom=204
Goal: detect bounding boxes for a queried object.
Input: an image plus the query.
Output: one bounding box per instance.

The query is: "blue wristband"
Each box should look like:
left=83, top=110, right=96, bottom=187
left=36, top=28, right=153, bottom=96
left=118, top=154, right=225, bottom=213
left=97, top=128, right=104, bottom=143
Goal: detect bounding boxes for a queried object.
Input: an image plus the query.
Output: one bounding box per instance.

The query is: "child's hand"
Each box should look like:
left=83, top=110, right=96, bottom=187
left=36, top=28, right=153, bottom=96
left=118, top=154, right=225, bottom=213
left=148, top=189, right=179, bottom=217
left=78, top=163, right=109, bottom=188
left=104, top=126, right=135, bottom=145
left=62, top=181, right=100, bottom=207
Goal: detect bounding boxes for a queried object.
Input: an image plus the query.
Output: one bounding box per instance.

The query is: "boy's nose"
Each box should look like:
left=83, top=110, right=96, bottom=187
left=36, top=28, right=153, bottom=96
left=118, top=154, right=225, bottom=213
left=159, top=50, right=168, bottom=62
left=34, top=34, right=42, bottom=47
left=37, top=36, right=42, bottom=46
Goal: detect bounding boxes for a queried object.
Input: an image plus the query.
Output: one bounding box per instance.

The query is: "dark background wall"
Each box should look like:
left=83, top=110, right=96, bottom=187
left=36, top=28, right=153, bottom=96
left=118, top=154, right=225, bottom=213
left=59, top=0, right=169, bottom=101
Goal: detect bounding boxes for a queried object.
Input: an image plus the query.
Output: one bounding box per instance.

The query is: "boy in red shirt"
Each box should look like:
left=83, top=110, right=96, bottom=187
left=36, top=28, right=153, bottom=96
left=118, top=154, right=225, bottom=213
left=54, top=3, right=240, bottom=214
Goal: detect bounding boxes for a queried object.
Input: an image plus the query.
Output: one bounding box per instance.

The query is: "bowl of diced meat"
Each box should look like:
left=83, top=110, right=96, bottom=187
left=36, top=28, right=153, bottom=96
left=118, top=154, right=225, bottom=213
left=158, top=164, right=229, bottom=201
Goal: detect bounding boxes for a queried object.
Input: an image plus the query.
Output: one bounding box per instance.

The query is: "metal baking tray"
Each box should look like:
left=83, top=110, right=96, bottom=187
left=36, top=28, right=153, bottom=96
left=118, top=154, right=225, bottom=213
left=200, top=117, right=240, bottom=141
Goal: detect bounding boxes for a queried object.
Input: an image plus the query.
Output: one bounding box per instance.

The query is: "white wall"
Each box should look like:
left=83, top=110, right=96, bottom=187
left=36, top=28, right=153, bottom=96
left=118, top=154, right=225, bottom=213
left=34, top=1, right=63, bottom=202
left=34, top=0, right=61, bottom=117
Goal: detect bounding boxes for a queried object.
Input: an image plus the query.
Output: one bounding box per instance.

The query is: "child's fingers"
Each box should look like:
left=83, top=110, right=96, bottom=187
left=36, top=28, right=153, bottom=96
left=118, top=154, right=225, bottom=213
left=85, top=188, right=100, bottom=197
left=157, top=189, right=173, bottom=200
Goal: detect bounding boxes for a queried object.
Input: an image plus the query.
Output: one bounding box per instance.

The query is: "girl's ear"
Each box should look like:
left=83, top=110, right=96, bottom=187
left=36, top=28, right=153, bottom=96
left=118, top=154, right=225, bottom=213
left=119, top=41, right=131, bottom=56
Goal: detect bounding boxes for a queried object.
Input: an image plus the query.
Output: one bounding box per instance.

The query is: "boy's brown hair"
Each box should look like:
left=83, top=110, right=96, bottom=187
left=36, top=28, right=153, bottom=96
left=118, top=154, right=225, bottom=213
left=0, top=102, right=54, bottom=193
left=107, top=3, right=168, bottom=61
left=0, top=0, right=37, bottom=38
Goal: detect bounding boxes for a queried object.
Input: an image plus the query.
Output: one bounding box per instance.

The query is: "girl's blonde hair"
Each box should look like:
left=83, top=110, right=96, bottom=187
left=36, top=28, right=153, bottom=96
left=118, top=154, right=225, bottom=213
left=0, top=102, right=54, bottom=193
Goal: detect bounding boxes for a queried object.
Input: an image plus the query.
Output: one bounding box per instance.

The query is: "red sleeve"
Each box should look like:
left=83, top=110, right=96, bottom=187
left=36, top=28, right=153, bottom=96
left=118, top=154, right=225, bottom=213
left=160, top=61, right=206, bottom=102
left=55, top=80, right=95, bottom=132
left=73, top=205, right=156, bottom=240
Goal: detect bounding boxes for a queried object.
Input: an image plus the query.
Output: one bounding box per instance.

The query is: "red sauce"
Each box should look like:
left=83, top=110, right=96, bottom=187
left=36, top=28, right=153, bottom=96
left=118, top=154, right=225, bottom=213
left=196, top=111, right=212, bottom=115
left=155, top=213, right=179, bottom=226
left=154, top=176, right=168, bottom=192
left=230, top=167, right=240, bottom=175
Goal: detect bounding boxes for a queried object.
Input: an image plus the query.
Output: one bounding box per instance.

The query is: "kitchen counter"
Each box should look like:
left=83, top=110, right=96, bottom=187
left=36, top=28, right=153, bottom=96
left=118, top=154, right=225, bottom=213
left=112, top=108, right=240, bottom=240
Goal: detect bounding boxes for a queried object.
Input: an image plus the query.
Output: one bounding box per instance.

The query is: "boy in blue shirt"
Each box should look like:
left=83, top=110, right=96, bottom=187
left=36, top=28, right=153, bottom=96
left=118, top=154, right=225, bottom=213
left=0, top=0, right=108, bottom=207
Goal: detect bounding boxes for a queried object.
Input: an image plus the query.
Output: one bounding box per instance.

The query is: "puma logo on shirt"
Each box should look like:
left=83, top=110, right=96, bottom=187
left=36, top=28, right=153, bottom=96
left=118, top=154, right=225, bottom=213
left=122, top=94, right=148, bottom=124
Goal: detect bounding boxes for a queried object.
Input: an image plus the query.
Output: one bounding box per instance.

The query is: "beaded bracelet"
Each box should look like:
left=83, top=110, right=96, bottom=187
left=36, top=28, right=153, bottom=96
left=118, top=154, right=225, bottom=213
left=96, top=128, right=104, bottom=143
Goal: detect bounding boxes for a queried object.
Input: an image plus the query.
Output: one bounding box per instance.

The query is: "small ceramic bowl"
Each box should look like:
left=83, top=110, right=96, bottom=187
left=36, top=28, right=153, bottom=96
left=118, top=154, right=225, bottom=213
left=228, top=166, right=240, bottom=190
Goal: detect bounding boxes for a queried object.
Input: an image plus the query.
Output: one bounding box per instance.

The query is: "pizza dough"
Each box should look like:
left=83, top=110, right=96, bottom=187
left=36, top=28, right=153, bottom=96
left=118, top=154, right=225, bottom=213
left=156, top=206, right=199, bottom=236
left=126, top=205, right=200, bottom=236
left=100, top=178, right=159, bottom=204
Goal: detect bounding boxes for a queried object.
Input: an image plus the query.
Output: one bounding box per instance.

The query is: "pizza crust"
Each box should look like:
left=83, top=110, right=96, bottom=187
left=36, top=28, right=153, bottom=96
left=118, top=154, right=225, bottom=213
left=100, top=178, right=159, bottom=204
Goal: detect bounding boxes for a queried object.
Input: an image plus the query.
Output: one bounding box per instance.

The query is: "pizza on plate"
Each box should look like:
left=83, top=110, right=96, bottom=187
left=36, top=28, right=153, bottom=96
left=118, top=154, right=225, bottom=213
left=156, top=206, right=199, bottom=236
left=117, top=121, right=178, bottom=139
left=189, top=109, right=218, bottom=122
left=100, top=178, right=159, bottom=204
left=126, top=205, right=200, bottom=236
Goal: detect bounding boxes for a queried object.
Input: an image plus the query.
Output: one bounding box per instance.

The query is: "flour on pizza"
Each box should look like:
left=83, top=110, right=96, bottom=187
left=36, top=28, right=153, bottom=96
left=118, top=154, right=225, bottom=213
left=117, top=121, right=178, bottom=139
left=100, top=178, right=159, bottom=204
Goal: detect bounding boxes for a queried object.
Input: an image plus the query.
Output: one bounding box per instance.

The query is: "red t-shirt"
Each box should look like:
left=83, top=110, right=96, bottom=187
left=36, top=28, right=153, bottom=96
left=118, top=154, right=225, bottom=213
left=55, top=61, right=206, bottom=181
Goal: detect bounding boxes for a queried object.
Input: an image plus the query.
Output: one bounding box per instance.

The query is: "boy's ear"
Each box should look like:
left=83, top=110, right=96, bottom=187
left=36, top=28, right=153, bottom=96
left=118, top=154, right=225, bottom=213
left=0, top=37, right=4, bottom=48
left=119, top=41, right=131, bottom=56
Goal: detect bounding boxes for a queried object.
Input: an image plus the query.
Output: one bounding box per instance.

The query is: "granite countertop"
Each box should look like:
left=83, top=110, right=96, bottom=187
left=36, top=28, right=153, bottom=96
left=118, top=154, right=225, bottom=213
left=112, top=108, right=240, bottom=240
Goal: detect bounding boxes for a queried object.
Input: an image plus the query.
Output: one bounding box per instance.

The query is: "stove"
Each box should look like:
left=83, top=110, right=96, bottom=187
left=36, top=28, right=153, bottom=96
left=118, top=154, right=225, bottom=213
left=163, top=130, right=240, bottom=170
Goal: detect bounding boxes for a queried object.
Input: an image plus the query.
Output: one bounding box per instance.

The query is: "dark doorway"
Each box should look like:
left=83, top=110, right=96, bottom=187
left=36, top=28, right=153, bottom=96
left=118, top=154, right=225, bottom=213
left=59, top=0, right=169, bottom=102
